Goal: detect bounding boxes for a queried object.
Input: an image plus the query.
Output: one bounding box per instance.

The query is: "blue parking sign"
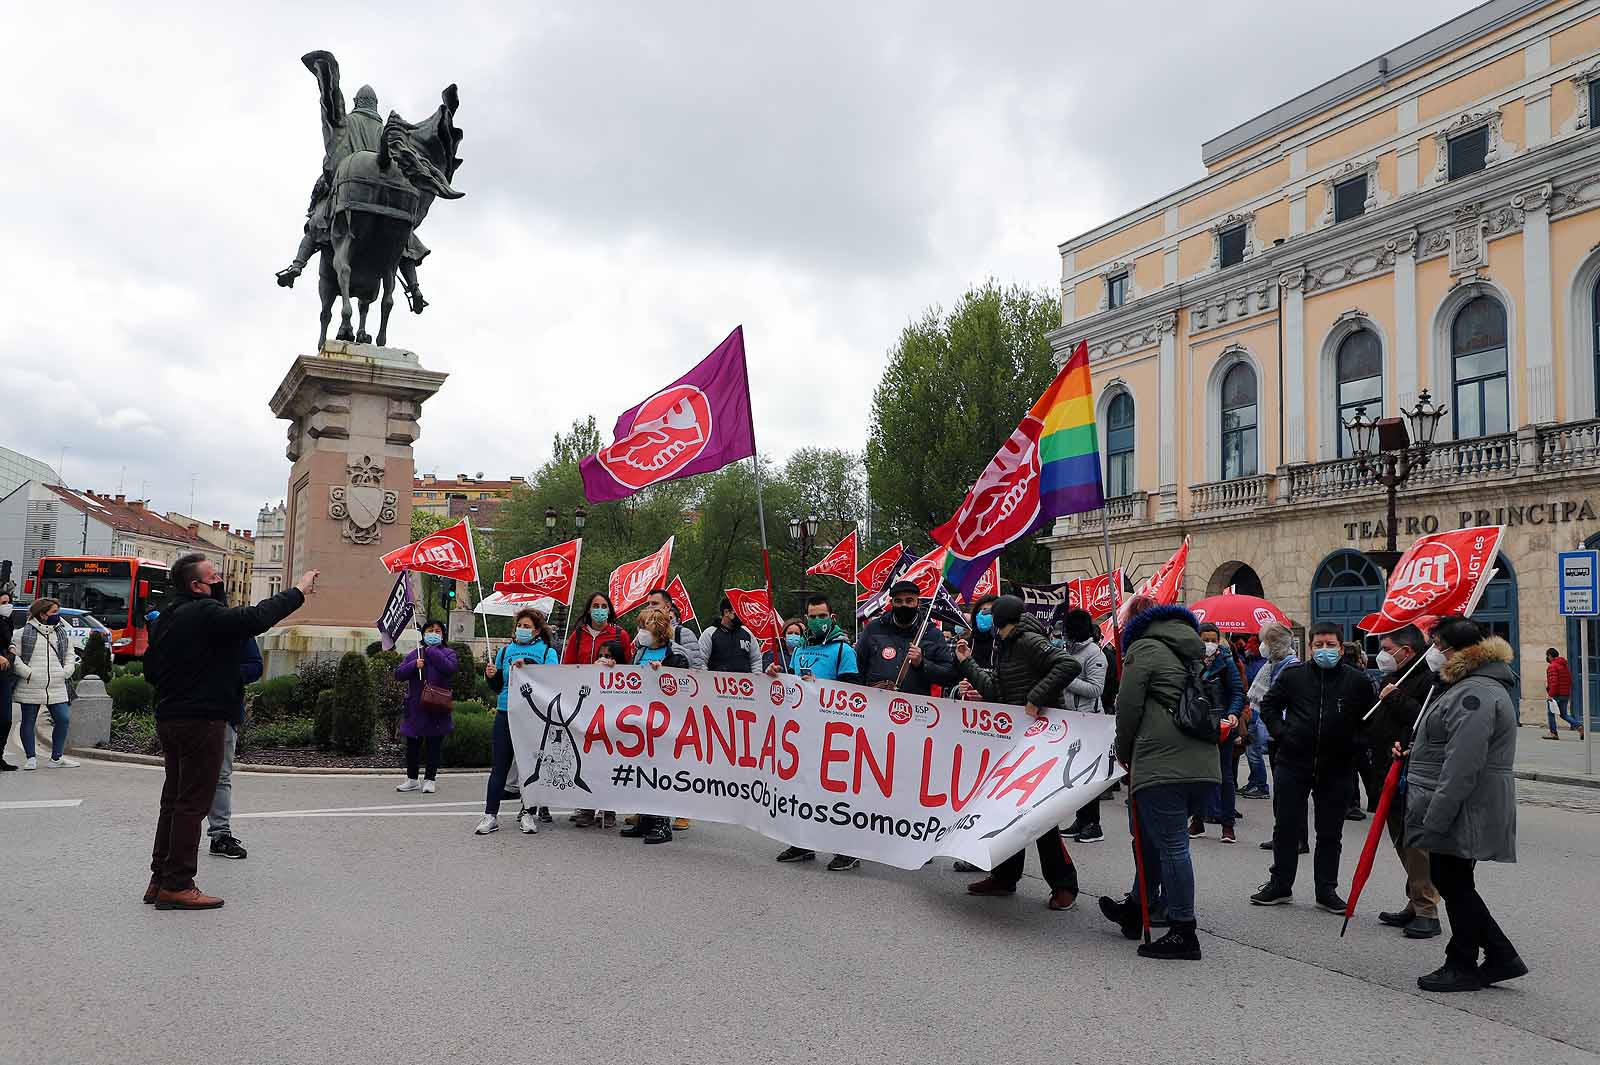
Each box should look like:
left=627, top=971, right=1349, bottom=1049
left=1558, top=550, right=1599, bottom=616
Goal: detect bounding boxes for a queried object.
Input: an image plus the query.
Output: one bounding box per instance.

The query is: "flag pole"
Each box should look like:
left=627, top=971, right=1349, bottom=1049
left=465, top=517, right=489, bottom=644
left=893, top=600, right=936, bottom=691
left=1100, top=516, right=1122, bottom=649
left=556, top=536, right=584, bottom=662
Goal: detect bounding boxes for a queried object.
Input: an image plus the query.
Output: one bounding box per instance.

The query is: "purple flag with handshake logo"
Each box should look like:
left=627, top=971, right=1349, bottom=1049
left=580, top=326, right=757, bottom=504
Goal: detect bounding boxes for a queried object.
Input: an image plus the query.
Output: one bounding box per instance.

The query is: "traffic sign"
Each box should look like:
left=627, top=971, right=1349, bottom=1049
left=1558, top=550, right=1599, bottom=616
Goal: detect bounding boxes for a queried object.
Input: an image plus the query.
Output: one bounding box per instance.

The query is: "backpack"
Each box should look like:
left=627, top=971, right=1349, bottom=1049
left=1168, top=661, right=1222, bottom=742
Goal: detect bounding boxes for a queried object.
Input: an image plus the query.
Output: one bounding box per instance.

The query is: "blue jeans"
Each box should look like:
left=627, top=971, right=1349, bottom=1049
left=1244, top=715, right=1270, bottom=791
left=20, top=702, right=71, bottom=760
left=1548, top=696, right=1581, bottom=732
left=1205, top=743, right=1239, bottom=827
left=485, top=711, right=515, bottom=816
left=208, top=724, right=237, bottom=839
left=1129, top=781, right=1210, bottom=922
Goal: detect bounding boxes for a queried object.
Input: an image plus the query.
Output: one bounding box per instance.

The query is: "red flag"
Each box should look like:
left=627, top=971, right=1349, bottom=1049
left=1359, top=526, right=1504, bottom=634
left=904, top=545, right=949, bottom=600
left=1342, top=759, right=1405, bottom=936
left=856, top=541, right=904, bottom=602
left=1136, top=537, right=1189, bottom=606
left=1077, top=570, right=1124, bottom=618
left=495, top=538, right=582, bottom=604
left=666, top=575, right=697, bottom=624
left=807, top=527, right=858, bottom=584
left=724, top=587, right=781, bottom=643
left=971, top=559, right=1000, bottom=600
left=608, top=536, right=675, bottom=616
left=381, top=519, right=478, bottom=581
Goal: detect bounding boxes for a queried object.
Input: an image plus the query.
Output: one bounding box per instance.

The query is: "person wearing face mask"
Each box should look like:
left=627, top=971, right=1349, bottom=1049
left=482, top=607, right=561, bottom=836
left=1250, top=622, right=1376, bottom=912
left=563, top=592, right=633, bottom=666
left=1057, top=609, right=1110, bottom=844
left=1237, top=635, right=1271, bottom=799
left=1193, top=622, right=1246, bottom=844
left=0, top=592, right=17, bottom=771
left=616, top=607, right=694, bottom=846
left=643, top=588, right=705, bottom=669
left=854, top=580, right=957, bottom=694
left=10, top=597, right=81, bottom=770
left=143, top=553, right=317, bottom=910
left=1246, top=623, right=1299, bottom=821
left=1365, top=623, right=1441, bottom=940
left=1404, top=616, right=1525, bottom=993
left=765, top=619, right=806, bottom=674
left=394, top=619, right=460, bottom=796
left=700, top=596, right=763, bottom=674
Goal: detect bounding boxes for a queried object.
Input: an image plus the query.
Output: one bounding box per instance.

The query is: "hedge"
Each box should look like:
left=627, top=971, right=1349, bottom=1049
left=331, top=651, right=375, bottom=755
left=107, top=675, right=155, bottom=714
left=448, top=642, right=478, bottom=702
left=369, top=650, right=405, bottom=739
left=249, top=675, right=299, bottom=724
left=314, top=690, right=336, bottom=749
left=440, top=701, right=493, bottom=767
left=291, top=656, right=338, bottom=719
left=247, top=718, right=317, bottom=748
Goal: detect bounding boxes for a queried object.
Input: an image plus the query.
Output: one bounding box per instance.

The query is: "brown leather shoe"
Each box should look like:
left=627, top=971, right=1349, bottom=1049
left=154, top=886, right=225, bottom=911
left=967, top=877, right=1016, bottom=896
left=1048, top=889, right=1078, bottom=911
left=142, top=878, right=159, bottom=905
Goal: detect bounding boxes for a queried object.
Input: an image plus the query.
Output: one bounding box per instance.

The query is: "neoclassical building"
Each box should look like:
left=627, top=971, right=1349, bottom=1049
left=1045, top=0, right=1600, bottom=720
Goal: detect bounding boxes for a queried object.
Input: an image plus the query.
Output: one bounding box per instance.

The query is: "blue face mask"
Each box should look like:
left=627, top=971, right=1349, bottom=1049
left=423, top=632, right=443, bottom=646
left=975, top=611, right=994, bottom=634
left=590, top=607, right=609, bottom=625
left=514, top=628, right=536, bottom=645
left=1312, top=648, right=1342, bottom=669
left=785, top=633, right=804, bottom=652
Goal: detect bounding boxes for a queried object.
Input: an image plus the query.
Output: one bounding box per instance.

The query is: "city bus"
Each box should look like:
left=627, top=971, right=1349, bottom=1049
left=22, top=556, right=173, bottom=659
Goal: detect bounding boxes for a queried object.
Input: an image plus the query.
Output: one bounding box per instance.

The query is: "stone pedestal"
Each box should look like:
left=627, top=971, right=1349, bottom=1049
left=64, top=675, right=112, bottom=750
left=265, top=341, right=446, bottom=671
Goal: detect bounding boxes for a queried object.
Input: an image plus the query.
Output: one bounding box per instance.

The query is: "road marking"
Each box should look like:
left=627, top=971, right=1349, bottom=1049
left=237, top=800, right=482, bottom=818
left=0, top=799, right=84, bottom=810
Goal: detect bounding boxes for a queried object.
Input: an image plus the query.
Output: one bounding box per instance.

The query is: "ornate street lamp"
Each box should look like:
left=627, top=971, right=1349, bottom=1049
left=1343, top=391, right=1448, bottom=571
left=544, top=505, right=558, bottom=531
left=790, top=515, right=821, bottom=613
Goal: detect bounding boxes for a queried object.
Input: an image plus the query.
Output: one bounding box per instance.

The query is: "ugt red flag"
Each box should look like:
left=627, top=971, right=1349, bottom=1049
left=581, top=327, right=756, bottom=504
left=666, top=575, right=697, bottom=624
left=495, top=538, right=582, bottom=604
left=609, top=537, right=675, bottom=616
left=724, top=587, right=781, bottom=643
left=970, top=559, right=1000, bottom=600
left=1135, top=537, right=1189, bottom=606
left=382, top=518, right=478, bottom=581
left=1359, top=526, right=1505, bottom=635
left=1077, top=570, right=1124, bottom=618
left=856, top=541, right=904, bottom=602
left=904, top=545, right=949, bottom=600
left=807, top=527, right=858, bottom=584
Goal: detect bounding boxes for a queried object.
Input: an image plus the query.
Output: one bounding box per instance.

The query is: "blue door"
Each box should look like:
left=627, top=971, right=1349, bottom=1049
left=1310, top=550, right=1385, bottom=656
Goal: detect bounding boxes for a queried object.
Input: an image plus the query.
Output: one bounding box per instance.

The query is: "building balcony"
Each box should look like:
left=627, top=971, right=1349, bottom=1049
left=1191, top=475, right=1274, bottom=515
left=1051, top=491, right=1148, bottom=535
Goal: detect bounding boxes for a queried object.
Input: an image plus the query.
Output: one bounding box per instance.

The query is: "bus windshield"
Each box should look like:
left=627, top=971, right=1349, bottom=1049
left=39, top=563, right=134, bottom=633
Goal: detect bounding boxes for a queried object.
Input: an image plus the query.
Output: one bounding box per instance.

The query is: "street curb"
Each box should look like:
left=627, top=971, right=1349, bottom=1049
left=1514, top=768, right=1600, bottom=790
left=70, top=746, right=489, bottom=777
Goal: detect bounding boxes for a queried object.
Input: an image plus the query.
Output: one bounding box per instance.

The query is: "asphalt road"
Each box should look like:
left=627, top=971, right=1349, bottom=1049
left=3, top=762, right=1597, bottom=1065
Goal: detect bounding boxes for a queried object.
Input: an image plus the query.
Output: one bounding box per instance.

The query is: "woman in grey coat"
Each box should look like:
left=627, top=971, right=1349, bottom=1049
left=1403, top=616, right=1526, bottom=993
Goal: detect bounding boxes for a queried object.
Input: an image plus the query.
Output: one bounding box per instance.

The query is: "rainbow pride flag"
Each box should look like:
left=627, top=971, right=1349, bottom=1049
left=932, top=340, right=1105, bottom=599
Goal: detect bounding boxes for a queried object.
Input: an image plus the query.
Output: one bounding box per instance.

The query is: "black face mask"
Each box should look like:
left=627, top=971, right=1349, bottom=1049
left=891, top=604, right=918, bottom=627
left=209, top=581, right=227, bottom=603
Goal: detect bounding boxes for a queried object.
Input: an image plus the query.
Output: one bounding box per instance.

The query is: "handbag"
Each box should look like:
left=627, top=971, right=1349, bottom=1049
left=418, top=648, right=454, bottom=713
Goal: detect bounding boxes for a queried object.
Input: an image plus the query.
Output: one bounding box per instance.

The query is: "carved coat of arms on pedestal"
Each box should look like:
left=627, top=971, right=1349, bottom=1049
left=329, top=455, right=398, bottom=544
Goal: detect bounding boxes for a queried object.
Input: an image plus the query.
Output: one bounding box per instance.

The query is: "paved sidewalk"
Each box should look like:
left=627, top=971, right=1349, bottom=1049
left=1513, top=724, right=1599, bottom=787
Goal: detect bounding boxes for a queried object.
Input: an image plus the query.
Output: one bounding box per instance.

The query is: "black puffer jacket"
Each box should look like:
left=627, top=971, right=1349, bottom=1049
left=1367, top=658, right=1437, bottom=773
left=958, top=613, right=1080, bottom=708
left=147, top=588, right=306, bottom=721
left=1260, top=659, right=1376, bottom=775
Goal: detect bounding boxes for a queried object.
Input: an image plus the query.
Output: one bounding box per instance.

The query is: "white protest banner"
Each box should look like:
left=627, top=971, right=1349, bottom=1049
left=505, top=663, right=1124, bottom=871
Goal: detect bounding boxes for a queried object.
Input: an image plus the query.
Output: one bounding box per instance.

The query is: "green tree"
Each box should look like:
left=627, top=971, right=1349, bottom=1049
left=330, top=651, right=376, bottom=755
left=865, top=280, right=1062, bottom=585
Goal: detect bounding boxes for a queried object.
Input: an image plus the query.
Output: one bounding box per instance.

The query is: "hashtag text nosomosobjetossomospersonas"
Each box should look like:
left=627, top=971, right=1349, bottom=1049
left=611, top=763, right=956, bottom=842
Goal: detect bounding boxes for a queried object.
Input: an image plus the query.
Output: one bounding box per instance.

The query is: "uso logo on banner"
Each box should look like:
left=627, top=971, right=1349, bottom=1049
left=593, top=386, right=713, bottom=492
left=960, top=705, right=1015, bottom=738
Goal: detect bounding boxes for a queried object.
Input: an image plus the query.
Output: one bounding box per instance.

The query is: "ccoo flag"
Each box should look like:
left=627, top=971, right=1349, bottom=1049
left=580, top=327, right=756, bottom=504
left=932, top=341, right=1105, bottom=599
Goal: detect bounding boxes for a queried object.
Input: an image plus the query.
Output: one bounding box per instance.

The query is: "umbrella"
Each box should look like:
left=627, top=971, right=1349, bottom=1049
left=1188, top=593, right=1293, bottom=634
left=1340, top=758, right=1404, bottom=937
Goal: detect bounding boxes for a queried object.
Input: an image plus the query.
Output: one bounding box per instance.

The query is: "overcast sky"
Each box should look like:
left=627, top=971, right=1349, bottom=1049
left=1, top=0, right=1467, bottom=529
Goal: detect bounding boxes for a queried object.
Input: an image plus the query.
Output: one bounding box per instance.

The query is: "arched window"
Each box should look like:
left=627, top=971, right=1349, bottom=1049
left=1220, top=363, right=1258, bottom=480
left=1105, top=391, right=1135, bottom=497
left=1451, top=296, right=1510, bottom=439
left=1335, top=330, right=1383, bottom=457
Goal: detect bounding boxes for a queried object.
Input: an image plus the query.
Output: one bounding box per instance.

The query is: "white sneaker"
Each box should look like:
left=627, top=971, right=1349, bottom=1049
left=518, top=810, right=539, bottom=834
left=47, top=757, right=80, bottom=768
left=474, top=814, right=499, bottom=835
left=421, top=780, right=436, bottom=794
left=22, top=757, right=37, bottom=771
left=396, top=778, right=422, bottom=793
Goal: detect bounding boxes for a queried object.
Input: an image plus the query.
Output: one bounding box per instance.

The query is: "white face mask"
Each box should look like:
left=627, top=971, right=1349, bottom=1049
left=1203, top=641, right=1219, bottom=657
left=1375, top=650, right=1398, bottom=674
left=0, top=603, right=11, bottom=618
left=635, top=629, right=654, bottom=649
left=1424, top=646, right=1447, bottom=672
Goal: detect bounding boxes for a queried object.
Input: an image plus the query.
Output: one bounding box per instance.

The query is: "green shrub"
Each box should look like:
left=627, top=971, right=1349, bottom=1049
left=111, top=710, right=158, bottom=752
left=119, top=660, right=144, bottom=676
left=449, top=642, right=478, bottom=701
left=452, top=698, right=489, bottom=716
left=76, top=632, right=113, bottom=682
left=107, top=675, right=155, bottom=714
left=290, top=656, right=338, bottom=718
left=314, top=690, right=335, bottom=749
left=247, top=717, right=316, bottom=748
left=440, top=706, right=493, bottom=767
left=475, top=680, right=495, bottom=706
left=330, top=650, right=376, bottom=755
left=369, top=650, right=405, bottom=739
left=249, top=675, right=299, bottom=724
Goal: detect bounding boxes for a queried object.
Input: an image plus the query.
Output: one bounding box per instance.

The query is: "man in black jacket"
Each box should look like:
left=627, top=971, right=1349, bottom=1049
left=143, top=553, right=317, bottom=910
left=1370, top=624, right=1442, bottom=939
left=699, top=597, right=761, bottom=673
left=1250, top=622, right=1376, bottom=912
left=955, top=595, right=1084, bottom=910
left=854, top=580, right=957, bottom=694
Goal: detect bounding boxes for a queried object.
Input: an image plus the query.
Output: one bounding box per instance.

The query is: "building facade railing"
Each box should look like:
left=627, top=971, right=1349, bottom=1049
left=1191, top=475, right=1274, bottom=515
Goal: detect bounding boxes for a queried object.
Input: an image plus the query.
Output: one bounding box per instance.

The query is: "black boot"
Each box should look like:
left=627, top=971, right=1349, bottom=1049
left=642, top=817, right=673, bottom=845
left=1097, top=894, right=1142, bottom=941
left=1418, top=960, right=1484, bottom=992
left=1137, top=918, right=1202, bottom=960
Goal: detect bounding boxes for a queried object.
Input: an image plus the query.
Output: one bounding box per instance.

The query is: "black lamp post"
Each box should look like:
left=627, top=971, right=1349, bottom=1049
left=545, top=505, right=587, bottom=532
left=1342, top=389, right=1448, bottom=572
left=789, top=513, right=821, bottom=613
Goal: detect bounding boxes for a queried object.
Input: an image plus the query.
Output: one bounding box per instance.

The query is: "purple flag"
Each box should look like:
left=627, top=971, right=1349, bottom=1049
left=581, top=327, right=756, bottom=503
left=376, top=572, right=416, bottom=651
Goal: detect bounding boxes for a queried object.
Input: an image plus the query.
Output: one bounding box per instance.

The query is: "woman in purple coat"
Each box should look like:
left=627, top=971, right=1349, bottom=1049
left=395, top=620, right=459, bottom=795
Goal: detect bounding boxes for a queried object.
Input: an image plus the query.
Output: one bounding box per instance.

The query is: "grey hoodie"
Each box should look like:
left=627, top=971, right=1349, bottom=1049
left=1062, top=639, right=1107, bottom=713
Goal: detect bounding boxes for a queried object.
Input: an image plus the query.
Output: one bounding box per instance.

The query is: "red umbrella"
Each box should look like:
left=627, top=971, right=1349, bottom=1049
left=1340, top=759, right=1404, bottom=937
left=1188, top=594, right=1293, bottom=634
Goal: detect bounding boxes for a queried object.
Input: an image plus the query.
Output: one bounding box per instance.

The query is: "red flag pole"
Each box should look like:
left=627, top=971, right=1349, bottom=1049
left=1128, top=788, right=1151, bottom=944
left=1341, top=758, right=1404, bottom=937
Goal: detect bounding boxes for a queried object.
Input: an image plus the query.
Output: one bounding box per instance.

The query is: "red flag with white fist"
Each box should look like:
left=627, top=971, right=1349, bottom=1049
left=495, top=538, right=582, bottom=604
left=382, top=519, right=478, bottom=581
left=608, top=536, right=675, bottom=616
left=1359, top=526, right=1504, bottom=635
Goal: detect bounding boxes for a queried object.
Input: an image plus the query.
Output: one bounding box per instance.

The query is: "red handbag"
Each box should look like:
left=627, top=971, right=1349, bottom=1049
left=418, top=649, right=454, bottom=713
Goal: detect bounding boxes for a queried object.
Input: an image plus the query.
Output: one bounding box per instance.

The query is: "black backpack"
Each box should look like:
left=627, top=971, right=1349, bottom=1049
left=1168, top=661, right=1222, bottom=742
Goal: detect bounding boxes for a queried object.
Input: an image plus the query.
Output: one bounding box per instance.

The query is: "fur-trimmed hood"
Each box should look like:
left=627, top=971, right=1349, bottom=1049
left=1440, top=636, right=1518, bottom=690
left=1122, top=603, right=1200, bottom=654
